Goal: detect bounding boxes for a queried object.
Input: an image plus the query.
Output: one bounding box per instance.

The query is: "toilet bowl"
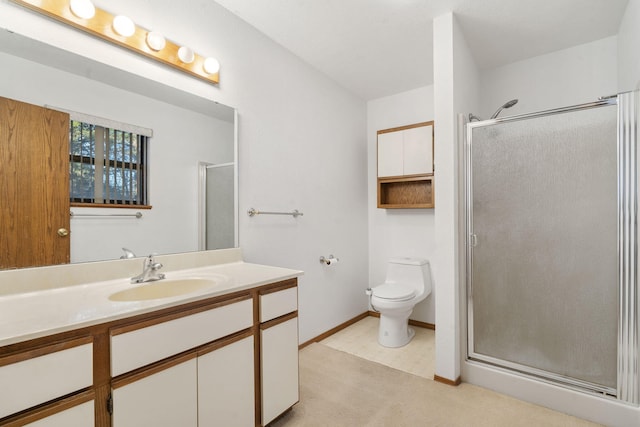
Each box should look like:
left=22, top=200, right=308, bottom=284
left=367, top=257, right=432, bottom=348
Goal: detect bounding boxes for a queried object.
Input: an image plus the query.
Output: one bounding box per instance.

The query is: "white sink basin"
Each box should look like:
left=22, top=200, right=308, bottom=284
left=109, top=278, right=219, bottom=302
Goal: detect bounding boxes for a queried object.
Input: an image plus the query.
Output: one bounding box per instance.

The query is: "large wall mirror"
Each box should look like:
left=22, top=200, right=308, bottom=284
left=0, top=29, right=238, bottom=270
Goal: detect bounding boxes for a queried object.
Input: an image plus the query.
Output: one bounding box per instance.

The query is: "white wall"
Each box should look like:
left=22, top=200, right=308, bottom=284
left=367, top=86, right=436, bottom=323
left=479, top=36, right=618, bottom=118
left=0, top=0, right=369, bottom=343
left=618, top=0, right=640, bottom=91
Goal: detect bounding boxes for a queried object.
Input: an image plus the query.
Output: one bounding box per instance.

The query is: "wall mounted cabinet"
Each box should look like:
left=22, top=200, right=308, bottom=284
left=377, top=121, right=434, bottom=208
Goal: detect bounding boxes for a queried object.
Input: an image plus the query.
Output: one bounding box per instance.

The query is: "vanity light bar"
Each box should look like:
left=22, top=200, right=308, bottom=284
left=10, top=0, right=220, bottom=85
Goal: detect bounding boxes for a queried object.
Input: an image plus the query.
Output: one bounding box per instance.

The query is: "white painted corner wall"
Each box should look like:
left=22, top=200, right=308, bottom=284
left=479, top=36, right=618, bottom=118
left=431, top=10, right=480, bottom=384
left=617, top=0, right=640, bottom=92
left=367, top=86, right=436, bottom=324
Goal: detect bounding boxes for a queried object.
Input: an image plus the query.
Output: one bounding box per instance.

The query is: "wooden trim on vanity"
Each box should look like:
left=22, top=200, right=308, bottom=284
left=259, top=311, right=298, bottom=331
left=110, top=293, right=253, bottom=336
left=111, top=325, right=257, bottom=389
left=111, top=351, right=198, bottom=390
left=258, top=279, right=298, bottom=296
left=0, top=389, right=95, bottom=427
left=433, top=374, right=462, bottom=386
left=0, top=335, right=93, bottom=367
left=197, top=328, right=254, bottom=357
left=92, top=330, right=111, bottom=427
left=251, top=288, right=262, bottom=427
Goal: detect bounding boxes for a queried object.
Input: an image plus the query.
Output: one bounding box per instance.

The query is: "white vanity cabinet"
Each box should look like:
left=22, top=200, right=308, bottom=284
left=1, top=276, right=300, bottom=427
left=259, top=284, right=299, bottom=425
left=109, top=296, right=254, bottom=427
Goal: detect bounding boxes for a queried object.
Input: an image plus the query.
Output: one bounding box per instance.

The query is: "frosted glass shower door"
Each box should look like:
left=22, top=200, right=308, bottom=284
left=467, top=103, right=619, bottom=393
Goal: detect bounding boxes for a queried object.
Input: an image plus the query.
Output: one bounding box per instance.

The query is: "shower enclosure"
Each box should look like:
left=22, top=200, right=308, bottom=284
left=465, top=91, right=639, bottom=403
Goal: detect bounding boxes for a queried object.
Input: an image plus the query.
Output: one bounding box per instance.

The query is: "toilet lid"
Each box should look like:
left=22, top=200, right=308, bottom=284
left=373, top=284, right=415, bottom=301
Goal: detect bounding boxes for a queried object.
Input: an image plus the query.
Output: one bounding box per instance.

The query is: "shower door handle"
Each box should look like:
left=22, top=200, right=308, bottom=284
left=470, top=233, right=478, bottom=247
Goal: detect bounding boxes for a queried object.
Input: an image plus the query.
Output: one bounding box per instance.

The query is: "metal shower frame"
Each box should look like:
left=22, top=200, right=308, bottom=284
left=464, top=92, right=639, bottom=404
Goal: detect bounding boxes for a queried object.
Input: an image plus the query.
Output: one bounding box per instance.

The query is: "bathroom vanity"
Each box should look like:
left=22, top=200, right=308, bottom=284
left=0, top=249, right=302, bottom=427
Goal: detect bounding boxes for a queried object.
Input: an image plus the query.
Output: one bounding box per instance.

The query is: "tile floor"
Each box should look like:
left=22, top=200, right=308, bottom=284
left=320, top=315, right=435, bottom=379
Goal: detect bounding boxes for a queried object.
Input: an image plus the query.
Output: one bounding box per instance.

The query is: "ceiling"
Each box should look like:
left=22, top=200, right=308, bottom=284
left=212, top=0, right=629, bottom=100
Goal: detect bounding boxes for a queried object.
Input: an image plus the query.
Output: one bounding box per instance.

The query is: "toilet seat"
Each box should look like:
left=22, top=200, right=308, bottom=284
left=373, top=283, right=415, bottom=301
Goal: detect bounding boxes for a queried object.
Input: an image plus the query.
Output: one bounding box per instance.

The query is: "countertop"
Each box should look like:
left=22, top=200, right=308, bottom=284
left=0, top=261, right=303, bottom=347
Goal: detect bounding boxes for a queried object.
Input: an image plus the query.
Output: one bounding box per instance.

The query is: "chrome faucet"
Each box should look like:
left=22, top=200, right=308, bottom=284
left=120, top=247, right=136, bottom=259
left=131, top=255, right=165, bottom=284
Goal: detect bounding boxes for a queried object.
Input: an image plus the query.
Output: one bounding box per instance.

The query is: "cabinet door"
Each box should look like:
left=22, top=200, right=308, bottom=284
left=403, top=124, right=433, bottom=175
left=25, top=400, right=95, bottom=427
left=112, top=357, right=197, bottom=427
left=377, top=131, right=404, bottom=177
left=198, top=336, right=255, bottom=427
left=261, top=317, right=299, bottom=425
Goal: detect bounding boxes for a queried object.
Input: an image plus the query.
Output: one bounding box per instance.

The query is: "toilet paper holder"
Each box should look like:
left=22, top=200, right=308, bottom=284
left=319, top=255, right=339, bottom=265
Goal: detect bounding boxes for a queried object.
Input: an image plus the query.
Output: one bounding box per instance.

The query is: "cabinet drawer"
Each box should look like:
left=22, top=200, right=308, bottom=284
left=0, top=338, right=93, bottom=419
left=111, top=297, right=253, bottom=376
left=260, top=287, right=298, bottom=323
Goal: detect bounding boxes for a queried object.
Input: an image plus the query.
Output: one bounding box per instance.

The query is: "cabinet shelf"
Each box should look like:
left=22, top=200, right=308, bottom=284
left=377, top=175, right=434, bottom=209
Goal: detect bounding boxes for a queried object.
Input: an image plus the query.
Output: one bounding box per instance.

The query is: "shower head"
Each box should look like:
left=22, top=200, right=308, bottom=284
left=490, top=99, right=518, bottom=119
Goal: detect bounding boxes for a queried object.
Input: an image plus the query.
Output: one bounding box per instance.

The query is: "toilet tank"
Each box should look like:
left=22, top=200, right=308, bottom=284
left=385, top=257, right=432, bottom=295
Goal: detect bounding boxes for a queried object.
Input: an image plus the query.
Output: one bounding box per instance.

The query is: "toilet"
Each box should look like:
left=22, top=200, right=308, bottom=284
left=367, top=257, right=432, bottom=348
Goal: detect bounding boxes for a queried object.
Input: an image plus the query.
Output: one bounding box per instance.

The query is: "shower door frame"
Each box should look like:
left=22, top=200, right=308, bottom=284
left=465, top=93, right=639, bottom=404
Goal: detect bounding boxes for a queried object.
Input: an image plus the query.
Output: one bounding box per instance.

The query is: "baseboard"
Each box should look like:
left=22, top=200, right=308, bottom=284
left=367, top=311, right=436, bottom=330
left=433, top=374, right=462, bottom=386
left=299, top=312, right=370, bottom=349
left=299, top=311, right=435, bottom=349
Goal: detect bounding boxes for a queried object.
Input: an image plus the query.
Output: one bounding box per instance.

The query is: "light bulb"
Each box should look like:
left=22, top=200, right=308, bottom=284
left=113, top=15, right=136, bottom=37
left=69, top=0, right=95, bottom=19
left=203, top=57, right=220, bottom=74
left=178, top=46, right=195, bottom=64
left=146, top=32, right=166, bottom=51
